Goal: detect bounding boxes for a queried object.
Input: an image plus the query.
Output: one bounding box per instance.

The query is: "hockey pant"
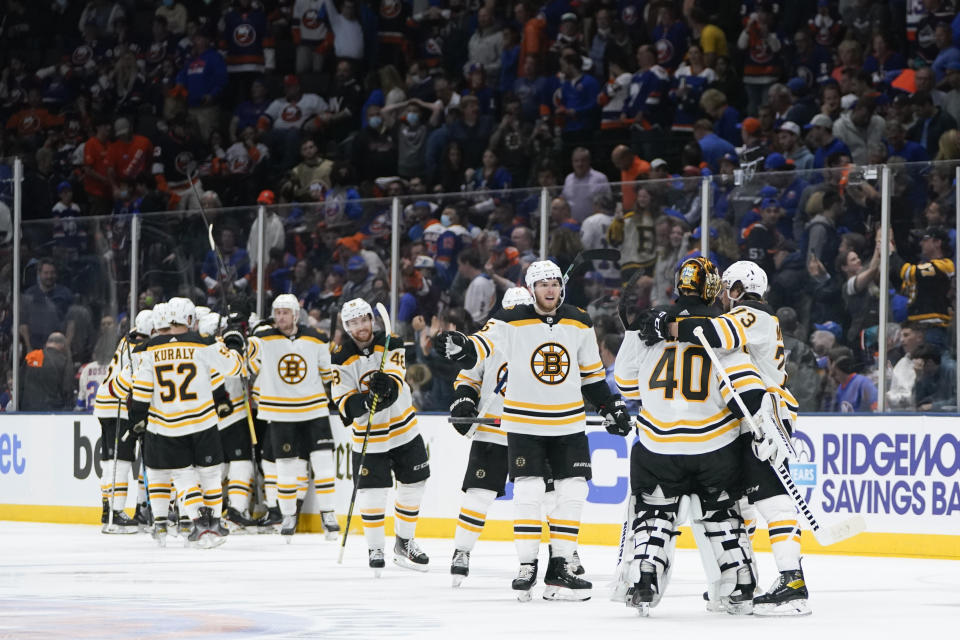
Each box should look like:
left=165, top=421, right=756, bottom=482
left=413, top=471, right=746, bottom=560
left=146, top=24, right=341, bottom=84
left=310, top=449, right=336, bottom=512
left=513, top=476, right=586, bottom=563
left=358, top=481, right=426, bottom=550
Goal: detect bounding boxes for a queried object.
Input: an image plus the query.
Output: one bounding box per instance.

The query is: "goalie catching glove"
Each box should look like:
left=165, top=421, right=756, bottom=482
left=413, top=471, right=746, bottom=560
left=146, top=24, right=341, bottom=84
left=449, top=387, right=480, bottom=436
left=750, top=392, right=792, bottom=468
left=634, top=307, right=670, bottom=345
left=434, top=331, right=478, bottom=368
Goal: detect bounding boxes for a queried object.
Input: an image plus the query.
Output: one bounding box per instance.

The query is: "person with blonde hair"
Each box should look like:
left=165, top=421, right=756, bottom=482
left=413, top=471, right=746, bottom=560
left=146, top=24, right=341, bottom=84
left=935, top=128, right=960, bottom=160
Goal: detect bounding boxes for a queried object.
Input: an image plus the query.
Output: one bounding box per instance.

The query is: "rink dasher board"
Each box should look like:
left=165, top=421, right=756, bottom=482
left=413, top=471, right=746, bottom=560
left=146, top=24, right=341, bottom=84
left=0, top=413, right=958, bottom=559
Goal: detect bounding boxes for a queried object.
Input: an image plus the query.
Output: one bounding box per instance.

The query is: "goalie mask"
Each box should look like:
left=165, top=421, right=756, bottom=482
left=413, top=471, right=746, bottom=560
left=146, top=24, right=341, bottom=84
left=341, top=298, right=373, bottom=332
left=502, top=286, right=534, bottom=308
left=675, top=256, right=722, bottom=304
left=722, top=260, right=768, bottom=300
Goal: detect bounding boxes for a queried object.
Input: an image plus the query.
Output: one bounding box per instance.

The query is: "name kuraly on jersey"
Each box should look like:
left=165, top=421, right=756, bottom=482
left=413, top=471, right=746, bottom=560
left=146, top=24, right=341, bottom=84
left=467, top=304, right=605, bottom=436
left=248, top=326, right=334, bottom=422
left=331, top=332, right=419, bottom=454
left=455, top=350, right=509, bottom=446
left=119, top=332, right=242, bottom=437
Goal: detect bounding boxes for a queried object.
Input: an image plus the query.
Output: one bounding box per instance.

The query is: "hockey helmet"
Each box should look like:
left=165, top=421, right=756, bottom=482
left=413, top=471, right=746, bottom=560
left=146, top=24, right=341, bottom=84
left=272, top=294, right=300, bottom=313
left=195, top=306, right=211, bottom=320
left=197, top=311, right=221, bottom=337
left=341, top=298, right=373, bottom=331
left=524, top=260, right=563, bottom=290
left=675, top=256, right=722, bottom=304
left=133, top=310, right=154, bottom=337
left=152, top=303, right=171, bottom=331
left=257, top=189, right=276, bottom=205
left=722, top=260, right=768, bottom=300
left=167, top=297, right=197, bottom=328
left=502, top=286, right=534, bottom=308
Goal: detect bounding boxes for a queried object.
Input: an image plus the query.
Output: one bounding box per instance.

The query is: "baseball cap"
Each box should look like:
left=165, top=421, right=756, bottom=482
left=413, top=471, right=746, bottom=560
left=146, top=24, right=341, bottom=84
left=337, top=236, right=361, bottom=253
left=561, top=12, right=577, bottom=22
left=663, top=207, right=687, bottom=223
left=922, top=226, right=950, bottom=245
left=806, top=113, right=833, bottom=130
left=283, top=74, right=300, bottom=86
left=759, top=185, right=779, bottom=198
left=741, top=117, right=761, bottom=135
left=57, top=181, right=72, bottom=193
left=346, top=255, right=367, bottom=271
left=113, top=117, right=131, bottom=136
left=760, top=197, right=780, bottom=210
left=691, top=226, right=718, bottom=239
left=720, top=152, right=739, bottom=166
left=413, top=255, right=435, bottom=269
left=650, top=158, right=668, bottom=170
left=841, top=94, right=858, bottom=111
left=777, top=121, right=801, bottom=136
left=786, top=77, right=806, bottom=94
left=814, top=321, right=843, bottom=340
left=764, top=153, right=788, bottom=170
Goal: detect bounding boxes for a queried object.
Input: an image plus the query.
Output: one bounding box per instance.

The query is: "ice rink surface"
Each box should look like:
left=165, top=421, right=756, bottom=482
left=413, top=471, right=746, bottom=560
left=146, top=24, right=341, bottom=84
left=0, top=522, right=956, bottom=639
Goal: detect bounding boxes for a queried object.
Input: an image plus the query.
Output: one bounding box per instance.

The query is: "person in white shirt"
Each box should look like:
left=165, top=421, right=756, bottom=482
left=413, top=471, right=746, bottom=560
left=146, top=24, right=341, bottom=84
left=322, top=0, right=364, bottom=61
left=458, top=248, right=496, bottom=324
left=468, top=6, right=503, bottom=79
left=259, top=75, right=327, bottom=170
left=561, top=147, right=612, bottom=222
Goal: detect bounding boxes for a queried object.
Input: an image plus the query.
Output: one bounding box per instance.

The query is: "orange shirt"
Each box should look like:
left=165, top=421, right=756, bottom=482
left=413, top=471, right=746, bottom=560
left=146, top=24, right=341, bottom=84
left=107, top=135, right=154, bottom=182
left=519, top=16, right=547, bottom=77
left=620, top=156, right=652, bottom=212
left=83, top=136, right=112, bottom=199
left=5, top=108, right=64, bottom=137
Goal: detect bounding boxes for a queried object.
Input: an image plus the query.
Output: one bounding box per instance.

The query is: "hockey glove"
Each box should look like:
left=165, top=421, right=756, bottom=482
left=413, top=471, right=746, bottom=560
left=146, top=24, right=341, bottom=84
left=435, top=331, right=478, bottom=367
left=129, top=400, right=150, bottom=435
left=449, top=387, right=480, bottom=436
left=216, top=401, right=232, bottom=419
left=368, top=372, right=400, bottom=411
left=222, top=329, right=247, bottom=354
left=600, top=396, right=633, bottom=436
left=635, top=308, right=669, bottom=346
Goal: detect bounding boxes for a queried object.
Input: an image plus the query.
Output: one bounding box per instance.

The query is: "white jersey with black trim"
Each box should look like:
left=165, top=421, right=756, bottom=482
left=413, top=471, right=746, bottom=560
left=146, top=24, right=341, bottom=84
left=467, top=304, right=606, bottom=437
left=330, top=332, right=418, bottom=454
left=78, top=361, right=110, bottom=412
left=454, top=352, right=508, bottom=446
left=93, top=335, right=140, bottom=419
left=119, top=332, right=242, bottom=438
left=615, top=329, right=765, bottom=456
left=248, top=326, right=333, bottom=422
left=217, top=375, right=249, bottom=429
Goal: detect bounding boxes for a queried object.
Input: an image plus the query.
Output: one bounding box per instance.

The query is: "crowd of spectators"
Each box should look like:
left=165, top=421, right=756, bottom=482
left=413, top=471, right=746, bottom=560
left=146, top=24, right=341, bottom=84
left=2, top=0, right=960, bottom=414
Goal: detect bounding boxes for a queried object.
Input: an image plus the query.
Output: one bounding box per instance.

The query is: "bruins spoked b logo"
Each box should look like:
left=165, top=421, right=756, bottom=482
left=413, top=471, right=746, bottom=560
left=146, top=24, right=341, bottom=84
left=278, top=353, right=307, bottom=384
left=530, top=342, right=570, bottom=385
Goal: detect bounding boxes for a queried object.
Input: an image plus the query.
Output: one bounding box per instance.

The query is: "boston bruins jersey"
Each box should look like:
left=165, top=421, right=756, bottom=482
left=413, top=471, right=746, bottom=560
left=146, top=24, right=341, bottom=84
left=93, top=335, right=142, bottom=419
left=466, top=304, right=606, bottom=437
left=331, top=332, right=418, bottom=454
left=615, top=329, right=765, bottom=456
left=248, top=326, right=333, bottom=422
left=120, top=332, right=242, bottom=437
left=217, top=375, right=249, bottom=429
left=675, top=300, right=799, bottom=422
left=454, top=351, right=509, bottom=446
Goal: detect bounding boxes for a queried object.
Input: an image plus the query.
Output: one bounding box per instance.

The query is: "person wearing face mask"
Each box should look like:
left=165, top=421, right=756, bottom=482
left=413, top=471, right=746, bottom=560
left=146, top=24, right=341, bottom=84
left=351, top=104, right=399, bottom=183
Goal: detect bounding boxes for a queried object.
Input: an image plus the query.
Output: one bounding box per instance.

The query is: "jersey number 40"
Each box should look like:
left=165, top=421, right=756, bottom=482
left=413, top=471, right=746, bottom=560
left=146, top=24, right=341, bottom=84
left=649, top=345, right=711, bottom=401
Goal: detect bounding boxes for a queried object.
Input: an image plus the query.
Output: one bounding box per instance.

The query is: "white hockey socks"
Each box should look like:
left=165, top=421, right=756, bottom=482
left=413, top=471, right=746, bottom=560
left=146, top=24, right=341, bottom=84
left=296, top=458, right=309, bottom=503
left=394, top=480, right=426, bottom=540
left=276, top=457, right=301, bottom=516
left=309, top=450, right=336, bottom=512
left=136, top=469, right=147, bottom=505
left=358, top=487, right=388, bottom=551
left=197, top=464, right=224, bottom=514
left=756, top=494, right=802, bottom=572
left=262, top=459, right=278, bottom=507
left=739, top=496, right=759, bottom=541
left=513, top=476, right=546, bottom=563
left=548, top=477, right=587, bottom=560
left=227, top=460, right=254, bottom=512
left=454, top=488, right=497, bottom=552
left=145, top=467, right=172, bottom=522
left=101, top=459, right=132, bottom=509
left=171, top=467, right=203, bottom=521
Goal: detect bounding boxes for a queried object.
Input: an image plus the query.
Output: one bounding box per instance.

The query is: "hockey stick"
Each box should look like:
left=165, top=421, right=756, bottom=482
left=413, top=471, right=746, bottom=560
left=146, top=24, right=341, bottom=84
left=449, top=414, right=612, bottom=426
left=460, top=372, right=507, bottom=439
left=107, top=337, right=125, bottom=530
left=617, top=268, right=647, bottom=331
left=338, top=302, right=391, bottom=564
left=692, top=327, right=866, bottom=546
left=562, top=248, right=620, bottom=286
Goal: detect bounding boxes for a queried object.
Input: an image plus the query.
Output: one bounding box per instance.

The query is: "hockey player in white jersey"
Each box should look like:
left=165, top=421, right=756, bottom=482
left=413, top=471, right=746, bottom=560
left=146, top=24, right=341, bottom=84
left=331, top=298, right=431, bottom=574
left=121, top=297, right=243, bottom=548
left=636, top=260, right=808, bottom=615
left=437, top=260, right=631, bottom=601
left=92, top=309, right=154, bottom=533
left=247, top=294, right=339, bottom=541
left=614, top=256, right=767, bottom=615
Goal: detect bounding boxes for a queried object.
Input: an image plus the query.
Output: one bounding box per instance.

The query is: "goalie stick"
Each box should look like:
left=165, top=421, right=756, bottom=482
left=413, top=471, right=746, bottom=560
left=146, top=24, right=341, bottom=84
left=692, top=327, right=866, bottom=546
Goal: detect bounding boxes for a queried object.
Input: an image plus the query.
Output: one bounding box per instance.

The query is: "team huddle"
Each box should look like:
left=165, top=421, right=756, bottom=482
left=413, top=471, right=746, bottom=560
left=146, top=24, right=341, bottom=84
left=93, top=254, right=810, bottom=617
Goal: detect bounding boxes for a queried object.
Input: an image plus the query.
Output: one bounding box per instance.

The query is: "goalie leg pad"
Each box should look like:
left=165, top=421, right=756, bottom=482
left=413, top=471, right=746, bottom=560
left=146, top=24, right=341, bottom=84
left=513, top=476, right=546, bottom=563
left=756, top=494, right=802, bottom=572
left=701, top=505, right=757, bottom=598
left=455, top=488, right=497, bottom=552
left=310, top=449, right=337, bottom=512
left=358, top=487, right=388, bottom=552
left=394, top=480, right=426, bottom=540
left=547, top=477, right=587, bottom=560
left=627, top=491, right=681, bottom=608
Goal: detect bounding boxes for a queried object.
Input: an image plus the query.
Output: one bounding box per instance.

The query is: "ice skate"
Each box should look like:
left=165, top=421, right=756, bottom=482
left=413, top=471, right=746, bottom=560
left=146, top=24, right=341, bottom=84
left=134, top=502, right=153, bottom=532
left=320, top=511, right=340, bottom=541
left=178, top=516, right=192, bottom=537
left=257, top=506, right=282, bottom=533
left=450, top=549, right=470, bottom=587
left=725, top=569, right=756, bottom=616
left=280, top=515, right=297, bottom=542
left=542, top=556, right=592, bottom=601
left=511, top=560, right=538, bottom=602
left=703, top=590, right=728, bottom=613
left=223, top=506, right=256, bottom=534
left=549, top=544, right=585, bottom=576
left=101, top=501, right=139, bottom=534
left=369, top=548, right=385, bottom=578
left=629, top=571, right=658, bottom=616
left=393, top=537, right=429, bottom=572
left=151, top=520, right=168, bottom=548
left=753, top=568, right=811, bottom=617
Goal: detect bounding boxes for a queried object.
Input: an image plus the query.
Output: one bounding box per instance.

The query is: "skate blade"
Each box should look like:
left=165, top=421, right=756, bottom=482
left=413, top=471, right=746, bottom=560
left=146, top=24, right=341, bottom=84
left=543, top=585, right=591, bottom=601
left=324, top=531, right=339, bottom=541
left=153, top=535, right=167, bottom=548
left=451, top=574, right=466, bottom=588
left=516, top=590, right=533, bottom=602
left=393, top=557, right=430, bottom=572
left=725, top=601, right=754, bottom=616
left=753, top=599, right=812, bottom=617
left=634, top=603, right=651, bottom=617
left=282, top=534, right=293, bottom=544
left=103, top=525, right=140, bottom=535
left=372, top=568, right=383, bottom=578
left=610, top=582, right=629, bottom=603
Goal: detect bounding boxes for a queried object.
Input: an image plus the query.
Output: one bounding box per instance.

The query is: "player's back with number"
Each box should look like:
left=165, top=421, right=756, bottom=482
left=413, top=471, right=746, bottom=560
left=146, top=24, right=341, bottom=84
left=128, top=332, right=241, bottom=436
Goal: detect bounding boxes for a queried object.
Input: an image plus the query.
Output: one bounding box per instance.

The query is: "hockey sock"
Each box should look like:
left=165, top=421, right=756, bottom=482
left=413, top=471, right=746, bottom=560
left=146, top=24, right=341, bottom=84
left=227, top=460, right=254, bottom=512
left=358, top=487, right=388, bottom=551
left=394, top=480, right=426, bottom=540
left=262, top=459, right=278, bottom=507
left=454, top=488, right=497, bottom=552
left=513, top=476, right=546, bottom=563
left=146, top=467, right=172, bottom=523
left=171, top=467, right=203, bottom=521
left=309, top=449, right=336, bottom=512
left=548, top=477, right=587, bottom=560
left=739, top=496, right=759, bottom=542
left=113, top=460, right=132, bottom=510
left=100, top=459, right=114, bottom=505
left=756, top=494, right=802, bottom=572
left=296, top=458, right=309, bottom=503
left=276, top=457, right=301, bottom=516
left=136, top=470, right=147, bottom=505
left=197, top=464, right=224, bottom=514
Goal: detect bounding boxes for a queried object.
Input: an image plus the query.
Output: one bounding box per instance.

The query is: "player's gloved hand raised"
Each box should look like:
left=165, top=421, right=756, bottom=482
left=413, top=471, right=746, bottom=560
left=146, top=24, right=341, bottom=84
left=222, top=329, right=246, bottom=354
left=600, top=396, right=633, bottom=436
left=434, top=331, right=477, bottom=365
left=367, top=372, right=399, bottom=411
left=449, top=396, right=478, bottom=436
left=635, top=308, right=669, bottom=346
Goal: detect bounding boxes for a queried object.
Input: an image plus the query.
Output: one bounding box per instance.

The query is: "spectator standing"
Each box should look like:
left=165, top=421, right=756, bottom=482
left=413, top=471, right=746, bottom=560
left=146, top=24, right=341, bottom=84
left=777, top=121, right=814, bottom=170
left=671, top=45, right=717, bottom=135
left=324, top=60, right=365, bottom=137
left=808, top=114, right=850, bottom=168
left=889, top=226, right=955, bottom=347
left=20, top=332, right=74, bottom=411
left=293, top=0, right=334, bottom=73
left=449, top=95, right=494, bottom=169
left=106, top=117, right=153, bottom=187
left=804, top=189, right=842, bottom=272
left=324, top=0, right=365, bottom=62
left=693, top=119, right=736, bottom=172
left=174, top=26, right=227, bottom=142
left=351, top=104, right=398, bottom=183
left=738, top=5, right=783, bottom=115
left=155, top=0, right=188, bottom=35
left=259, top=75, right=326, bottom=171
left=610, top=145, right=650, bottom=212
left=908, top=91, right=958, bottom=158
left=561, top=147, right=611, bottom=223
left=152, top=113, right=205, bottom=211
left=230, top=78, right=271, bottom=143
left=650, top=4, right=690, bottom=73
left=82, top=117, right=113, bottom=215
left=457, top=248, right=496, bottom=324
left=468, top=6, right=503, bottom=80
left=19, top=259, right=73, bottom=354
left=885, top=119, right=929, bottom=162
left=623, top=45, right=669, bottom=131
left=832, top=95, right=885, bottom=164
left=688, top=6, right=727, bottom=68
left=556, top=52, right=601, bottom=143
left=221, top=0, right=273, bottom=104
